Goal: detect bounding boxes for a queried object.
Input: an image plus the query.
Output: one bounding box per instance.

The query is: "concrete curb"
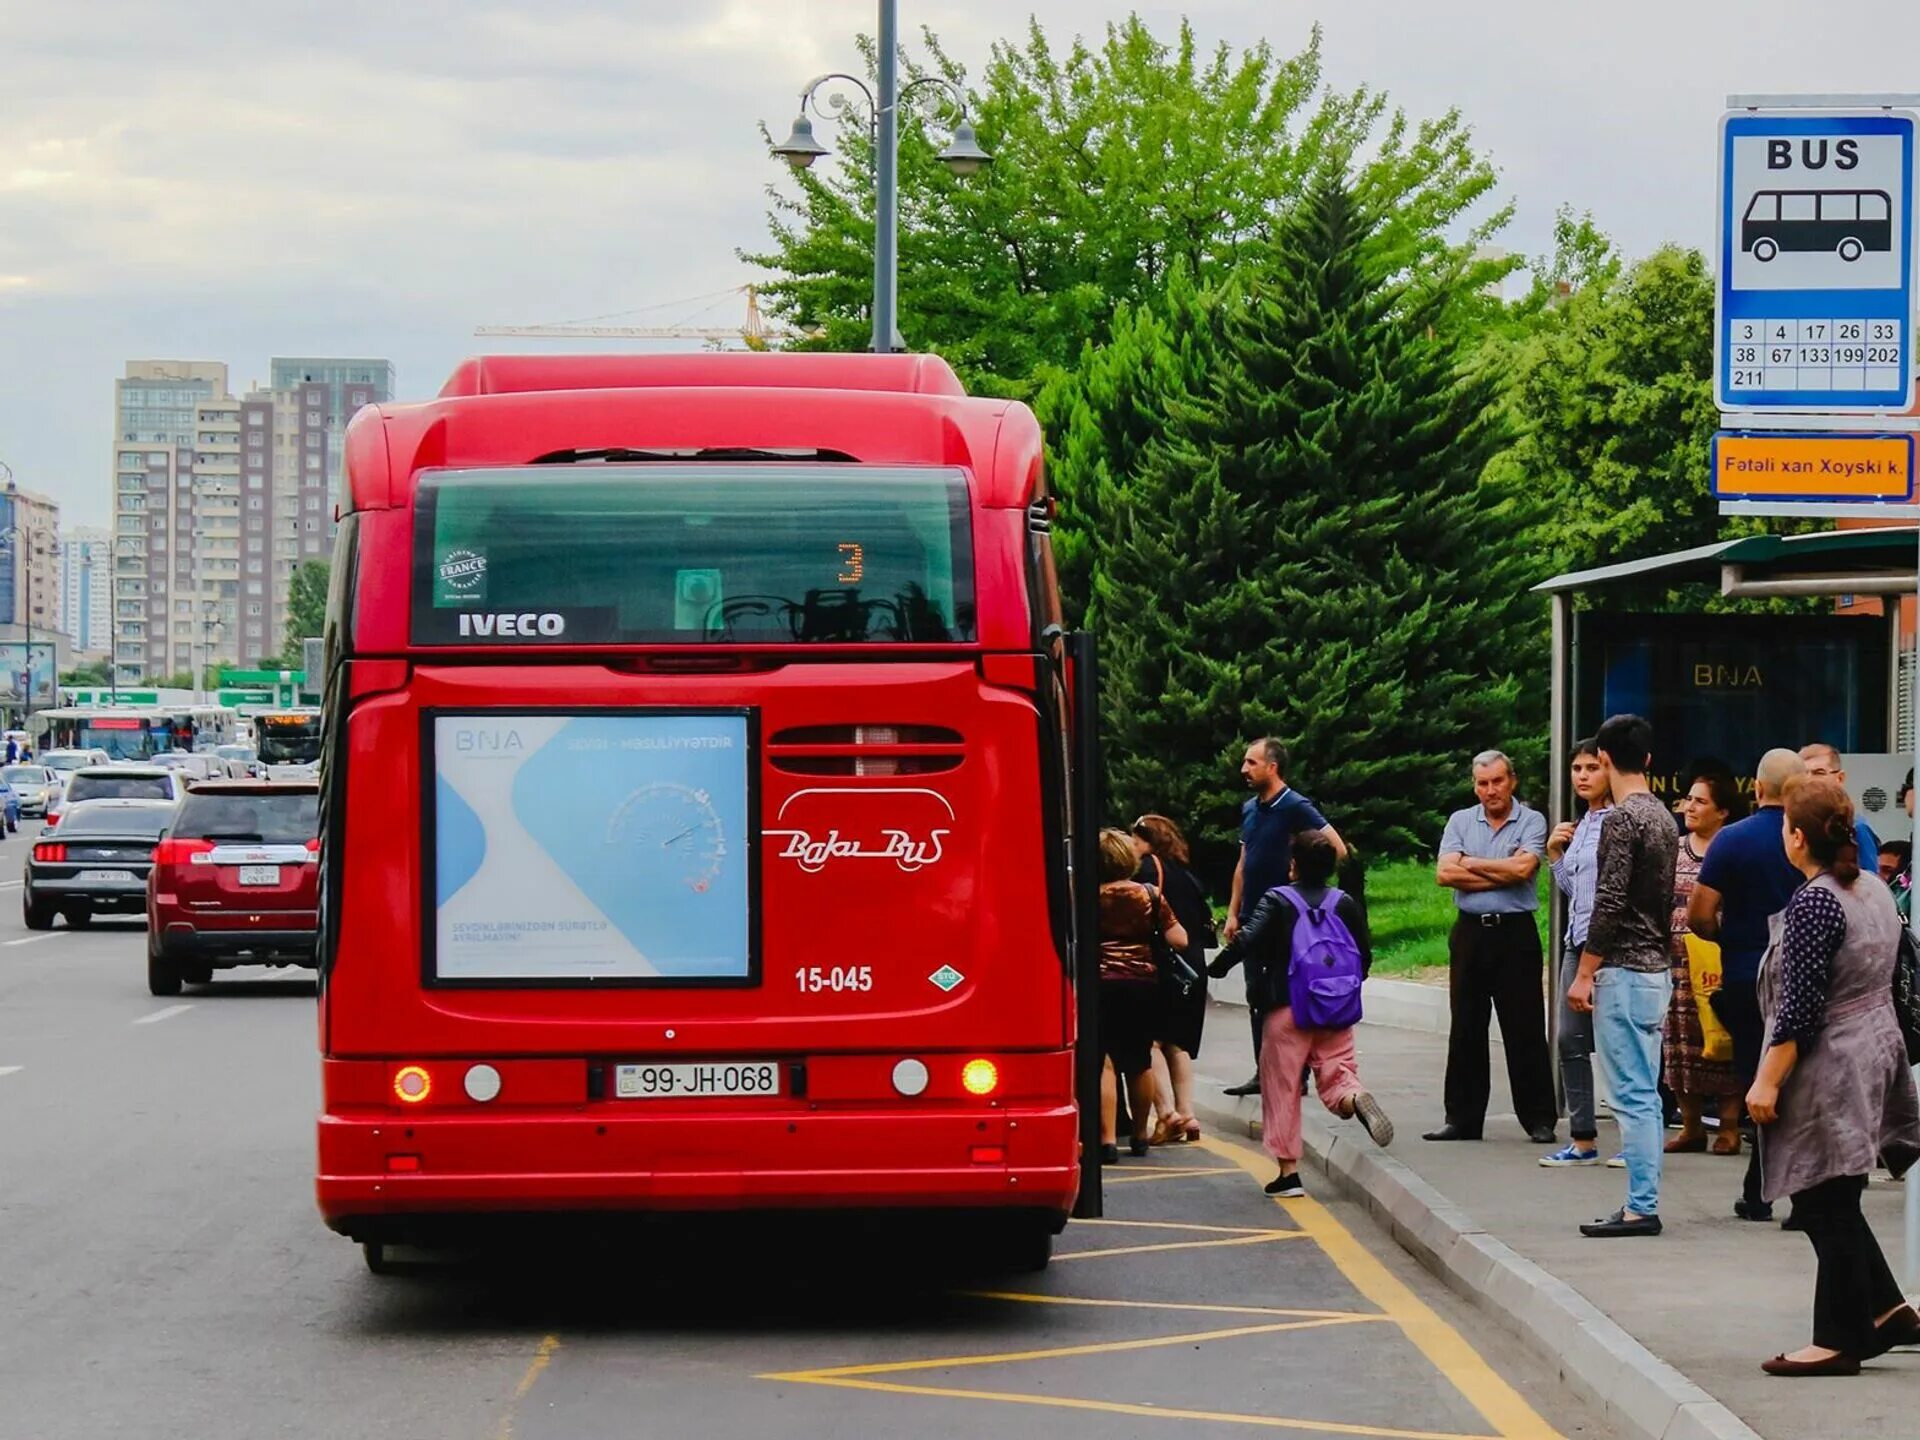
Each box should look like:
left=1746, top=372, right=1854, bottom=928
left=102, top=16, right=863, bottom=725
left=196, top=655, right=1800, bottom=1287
left=1191, top=1095, right=1764, bottom=1440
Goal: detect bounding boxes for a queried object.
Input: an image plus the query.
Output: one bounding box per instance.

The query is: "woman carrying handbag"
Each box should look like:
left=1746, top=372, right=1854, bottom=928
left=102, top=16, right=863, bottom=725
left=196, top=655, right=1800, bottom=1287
left=1132, top=814, right=1215, bottom=1144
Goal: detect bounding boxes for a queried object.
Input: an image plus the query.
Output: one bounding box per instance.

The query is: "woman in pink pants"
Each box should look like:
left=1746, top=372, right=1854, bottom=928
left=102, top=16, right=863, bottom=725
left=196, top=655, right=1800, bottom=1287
left=1209, top=832, right=1393, bottom=1194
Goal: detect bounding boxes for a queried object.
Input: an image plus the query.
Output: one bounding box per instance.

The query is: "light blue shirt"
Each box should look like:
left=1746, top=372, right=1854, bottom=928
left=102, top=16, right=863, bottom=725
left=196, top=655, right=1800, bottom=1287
left=1549, top=803, right=1611, bottom=947
left=1440, top=801, right=1549, bottom=915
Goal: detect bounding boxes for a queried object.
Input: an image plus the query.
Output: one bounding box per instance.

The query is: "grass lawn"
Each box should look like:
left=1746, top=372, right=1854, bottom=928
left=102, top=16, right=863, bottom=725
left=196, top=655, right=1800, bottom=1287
left=1365, top=858, right=1551, bottom=978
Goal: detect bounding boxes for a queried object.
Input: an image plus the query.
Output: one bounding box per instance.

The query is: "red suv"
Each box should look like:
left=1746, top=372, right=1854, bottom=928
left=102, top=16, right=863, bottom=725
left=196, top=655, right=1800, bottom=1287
left=145, top=781, right=320, bottom=995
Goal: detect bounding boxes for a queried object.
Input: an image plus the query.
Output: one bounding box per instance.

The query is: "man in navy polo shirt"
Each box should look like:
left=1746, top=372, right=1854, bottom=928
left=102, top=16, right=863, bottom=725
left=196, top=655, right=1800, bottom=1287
left=1221, top=737, right=1346, bottom=1097
left=1689, top=747, right=1807, bottom=1222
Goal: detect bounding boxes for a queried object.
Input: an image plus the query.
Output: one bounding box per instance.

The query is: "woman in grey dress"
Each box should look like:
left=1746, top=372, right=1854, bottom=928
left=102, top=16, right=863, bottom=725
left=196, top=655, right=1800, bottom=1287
left=1749, top=777, right=1920, bottom=1376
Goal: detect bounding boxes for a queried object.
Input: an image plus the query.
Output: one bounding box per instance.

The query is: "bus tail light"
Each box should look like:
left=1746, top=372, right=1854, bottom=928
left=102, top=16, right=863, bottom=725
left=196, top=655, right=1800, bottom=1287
left=463, top=1064, right=502, bottom=1102
left=970, top=1145, right=1007, bottom=1164
left=393, top=1065, right=433, bottom=1104
left=153, top=838, right=216, bottom=867
left=960, top=1058, right=1000, bottom=1096
left=32, top=843, right=65, bottom=863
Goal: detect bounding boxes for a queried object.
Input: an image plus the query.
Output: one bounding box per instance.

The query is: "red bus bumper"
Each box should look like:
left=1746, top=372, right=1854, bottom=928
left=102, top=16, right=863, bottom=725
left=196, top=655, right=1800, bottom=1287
left=317, top=1102, right=1080, bottom=1238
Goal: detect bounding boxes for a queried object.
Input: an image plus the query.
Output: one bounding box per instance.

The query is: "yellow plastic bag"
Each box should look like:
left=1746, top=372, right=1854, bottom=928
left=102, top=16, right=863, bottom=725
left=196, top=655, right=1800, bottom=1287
left=1685, top=933, right=1733, bottom=1063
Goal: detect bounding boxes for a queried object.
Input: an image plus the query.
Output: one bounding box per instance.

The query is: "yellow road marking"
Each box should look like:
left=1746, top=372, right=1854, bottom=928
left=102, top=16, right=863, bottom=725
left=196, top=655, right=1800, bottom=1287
left=963, top=1289, right=1384, bottom=1321
left=492, top=1334, right=560, bottom=1440
left=1053, top=1230, right=1309, bottom=1262
left=765, top=1375, right=1497, bottom=1440
left=1104, top=1165, right=1242, bottom=1185
left=1070, top=1216, right=1284, bottom=1235
left=762, top=1312, right=1379, bottom=1380
left=1196, top=1135, right=1562, bottom=1440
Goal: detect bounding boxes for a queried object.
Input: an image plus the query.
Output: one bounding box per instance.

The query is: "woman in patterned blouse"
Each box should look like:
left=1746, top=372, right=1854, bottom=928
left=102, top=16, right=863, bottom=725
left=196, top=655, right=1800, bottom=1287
left=1749, top=778, right=1920, bottom=1376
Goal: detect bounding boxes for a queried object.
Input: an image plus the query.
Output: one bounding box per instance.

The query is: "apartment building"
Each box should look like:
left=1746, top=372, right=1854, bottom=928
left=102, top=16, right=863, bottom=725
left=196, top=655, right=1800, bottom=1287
left=59, top=525, right=112, bottom=656
left=0, top=485, right=62, bottom=638
left=111, top=357, right=394, bottom=678
left=261, top=358, right=394, bottom=654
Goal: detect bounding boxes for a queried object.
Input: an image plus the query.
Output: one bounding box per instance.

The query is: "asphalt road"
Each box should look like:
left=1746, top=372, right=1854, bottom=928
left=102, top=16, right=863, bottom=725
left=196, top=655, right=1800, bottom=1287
left=0, top=820, right=1620, bottom=1440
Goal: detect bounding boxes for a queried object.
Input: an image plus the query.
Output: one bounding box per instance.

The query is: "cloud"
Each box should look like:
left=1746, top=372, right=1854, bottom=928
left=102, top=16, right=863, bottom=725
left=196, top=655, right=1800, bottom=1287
left=4, top=1, right=1920, bottom=534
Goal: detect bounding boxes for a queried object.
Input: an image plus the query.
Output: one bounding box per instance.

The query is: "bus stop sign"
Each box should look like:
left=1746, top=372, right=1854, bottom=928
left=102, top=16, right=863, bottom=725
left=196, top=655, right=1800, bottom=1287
left=1717, top=107, right=1916, bottom=414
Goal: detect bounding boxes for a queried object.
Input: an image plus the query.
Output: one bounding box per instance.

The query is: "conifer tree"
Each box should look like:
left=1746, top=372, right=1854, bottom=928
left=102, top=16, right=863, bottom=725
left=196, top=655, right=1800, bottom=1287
left=1096, top=174, right=1533, bottom=873
left=1037, top=264, right=1219, bottom=622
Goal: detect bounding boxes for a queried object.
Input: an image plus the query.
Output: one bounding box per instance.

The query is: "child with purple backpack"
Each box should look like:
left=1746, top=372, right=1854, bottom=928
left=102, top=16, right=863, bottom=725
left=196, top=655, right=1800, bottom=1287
left=1209, top=830, right=1393, bottom=1195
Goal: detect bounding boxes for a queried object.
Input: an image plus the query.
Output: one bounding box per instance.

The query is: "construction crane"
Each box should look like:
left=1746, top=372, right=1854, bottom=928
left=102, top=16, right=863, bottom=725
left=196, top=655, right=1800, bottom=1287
left=475, top=284, right=802, bottom=350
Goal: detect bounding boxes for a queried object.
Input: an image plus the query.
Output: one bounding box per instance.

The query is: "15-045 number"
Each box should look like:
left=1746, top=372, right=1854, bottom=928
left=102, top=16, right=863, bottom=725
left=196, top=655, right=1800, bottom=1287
left=795, top=965, right=873, bottom=994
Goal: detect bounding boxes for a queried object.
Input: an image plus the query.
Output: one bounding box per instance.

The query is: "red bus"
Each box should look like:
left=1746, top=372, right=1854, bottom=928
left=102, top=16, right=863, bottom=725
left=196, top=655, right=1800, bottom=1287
left=315, top=352, right=1095, bottom=1271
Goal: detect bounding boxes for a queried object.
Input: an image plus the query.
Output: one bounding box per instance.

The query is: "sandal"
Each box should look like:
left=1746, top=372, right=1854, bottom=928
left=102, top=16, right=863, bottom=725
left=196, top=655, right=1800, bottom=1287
left=1709, top=1133, right=1743, bottom=1156
left=1149, top=1118, right=1177, bottom=1146
left=1183, top=1118, right=1202, bottom=1142
left=1664, top=1131, right=1707, bottom=1154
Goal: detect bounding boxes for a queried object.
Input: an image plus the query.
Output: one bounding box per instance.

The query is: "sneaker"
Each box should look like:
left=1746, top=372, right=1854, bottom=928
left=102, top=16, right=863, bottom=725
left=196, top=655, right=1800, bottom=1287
left=1539, top=1143, right=1600, bottom=1167
left=1606, top=1152, right=1628, bottom=1168
left=1264, top=1171, right=1305, bottom=1197
left=1351, top=1092, right=1394, bottom=1147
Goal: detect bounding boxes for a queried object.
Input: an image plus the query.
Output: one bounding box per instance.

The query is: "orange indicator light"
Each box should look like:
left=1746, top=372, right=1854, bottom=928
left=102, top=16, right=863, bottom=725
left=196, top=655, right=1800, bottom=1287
left=961, top=1058, right=999, bottom=1096
left=393, top=1065, right=432, bottom=1104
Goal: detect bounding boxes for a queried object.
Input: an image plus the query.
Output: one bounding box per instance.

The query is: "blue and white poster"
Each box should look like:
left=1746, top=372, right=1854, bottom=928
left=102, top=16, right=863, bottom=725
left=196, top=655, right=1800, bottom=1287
left=433, top=712, right=752, bottom=982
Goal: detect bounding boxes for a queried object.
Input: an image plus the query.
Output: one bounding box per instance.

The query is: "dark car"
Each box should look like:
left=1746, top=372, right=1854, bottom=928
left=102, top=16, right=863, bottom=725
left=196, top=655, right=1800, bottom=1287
left=145, top=782, right=320, bottom=995
left=25, top=799, right=174, bottom=930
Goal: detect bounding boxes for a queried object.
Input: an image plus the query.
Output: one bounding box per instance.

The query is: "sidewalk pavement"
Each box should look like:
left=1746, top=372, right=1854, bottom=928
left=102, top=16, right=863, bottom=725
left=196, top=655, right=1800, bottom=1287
left=1182, top=993, right=1918, bottom=1440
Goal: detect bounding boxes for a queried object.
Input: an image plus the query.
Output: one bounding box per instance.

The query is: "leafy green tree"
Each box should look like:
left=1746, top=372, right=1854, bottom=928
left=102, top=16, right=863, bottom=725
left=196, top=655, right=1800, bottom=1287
left=284, top=560, right=330, bottom=652
left=747, top=16, right=1511, bottom=392
left=60, top=659, right=113, bottom=686
left=1486, top=230, right=1719, bottom=581
left=1097, top=175, right=1536, bottom=871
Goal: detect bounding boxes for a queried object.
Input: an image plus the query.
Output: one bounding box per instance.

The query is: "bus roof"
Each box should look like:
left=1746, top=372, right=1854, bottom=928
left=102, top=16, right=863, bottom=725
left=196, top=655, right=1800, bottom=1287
left=344, top=356, right=1045, bottom=514
left=438, top=352, right=968, bottom=399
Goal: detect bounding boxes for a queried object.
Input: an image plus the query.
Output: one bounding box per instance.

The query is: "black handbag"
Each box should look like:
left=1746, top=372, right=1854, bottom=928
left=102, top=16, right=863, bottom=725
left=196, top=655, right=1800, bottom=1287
left=1143, top=867, right=1201, bottom=999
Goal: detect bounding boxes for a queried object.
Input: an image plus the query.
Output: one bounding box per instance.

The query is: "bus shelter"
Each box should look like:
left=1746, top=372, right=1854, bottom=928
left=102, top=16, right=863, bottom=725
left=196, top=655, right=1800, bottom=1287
left=1534, top=524, right=1920, bottom=1283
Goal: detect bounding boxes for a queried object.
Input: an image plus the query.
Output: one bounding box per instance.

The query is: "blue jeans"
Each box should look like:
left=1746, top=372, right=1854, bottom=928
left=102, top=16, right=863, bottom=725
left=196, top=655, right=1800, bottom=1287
left=1593, top=968, right=1671, bottom=1216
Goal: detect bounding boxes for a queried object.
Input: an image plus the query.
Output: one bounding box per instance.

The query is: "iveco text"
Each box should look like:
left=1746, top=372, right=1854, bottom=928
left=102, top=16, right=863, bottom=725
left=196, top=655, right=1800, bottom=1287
left=457, top=612, right=566, bottom=637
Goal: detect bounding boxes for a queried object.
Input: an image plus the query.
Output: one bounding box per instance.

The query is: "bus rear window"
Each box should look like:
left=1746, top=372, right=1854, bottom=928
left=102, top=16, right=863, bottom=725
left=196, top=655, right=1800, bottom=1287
left=412, top=466, right=977, bottom=646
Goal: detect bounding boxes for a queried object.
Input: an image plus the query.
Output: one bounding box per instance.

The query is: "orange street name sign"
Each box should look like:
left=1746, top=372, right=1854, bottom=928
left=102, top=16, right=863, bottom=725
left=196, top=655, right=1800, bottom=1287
left=1712, top=432, right=1916, bottom=501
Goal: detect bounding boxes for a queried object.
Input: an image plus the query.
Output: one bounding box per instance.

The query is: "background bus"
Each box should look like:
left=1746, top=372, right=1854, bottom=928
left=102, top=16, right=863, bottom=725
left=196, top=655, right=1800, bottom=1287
left=255, top=708, right=324, bottom=772
left=30, top=704, right=238, bottom=761
left=317, top=352, right=1085, bottom=1272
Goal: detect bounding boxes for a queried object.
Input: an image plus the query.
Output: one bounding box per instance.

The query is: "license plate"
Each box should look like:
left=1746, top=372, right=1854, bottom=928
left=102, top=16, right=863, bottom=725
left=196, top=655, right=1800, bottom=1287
left=75, top=869, right=135, bottom=883
left=238, top=865, right=281, bottom=886
left=613, top=1062, right=781, bottom=1099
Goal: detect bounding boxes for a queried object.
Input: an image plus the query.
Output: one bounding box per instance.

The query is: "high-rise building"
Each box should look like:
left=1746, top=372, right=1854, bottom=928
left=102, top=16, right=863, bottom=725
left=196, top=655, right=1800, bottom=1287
left=111, top=357, right=395, bottom=678
left=59, top=525, right=112, bottom=656
left=111, top=361, right=231, bottom=682
left=0, top=486, right=61, bottom=635
left=260, top=358, right=394, bottom=656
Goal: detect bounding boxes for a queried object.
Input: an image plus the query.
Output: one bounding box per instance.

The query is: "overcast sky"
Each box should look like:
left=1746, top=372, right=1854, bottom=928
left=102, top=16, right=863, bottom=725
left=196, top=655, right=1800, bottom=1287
left=5, top=1, right=1919, bottom=530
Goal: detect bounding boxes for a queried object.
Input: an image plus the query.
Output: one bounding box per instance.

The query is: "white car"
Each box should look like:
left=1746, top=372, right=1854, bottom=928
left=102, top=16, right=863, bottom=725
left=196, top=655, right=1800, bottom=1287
left=2, top=765, right=60, bottom=817
left=45, top=766, right=183, bottom=828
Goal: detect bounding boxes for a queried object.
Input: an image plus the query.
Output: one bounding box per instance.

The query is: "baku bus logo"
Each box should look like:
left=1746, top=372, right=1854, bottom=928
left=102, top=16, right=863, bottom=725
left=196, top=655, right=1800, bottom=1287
left=438, top=548, right=488, bottom=593
left=765, top=786, right=954, bottom=875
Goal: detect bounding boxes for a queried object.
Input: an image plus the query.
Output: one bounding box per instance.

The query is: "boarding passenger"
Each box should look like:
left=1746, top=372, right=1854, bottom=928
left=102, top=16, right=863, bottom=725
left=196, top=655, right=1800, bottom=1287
left=1096, top=827, right=1187, bottom=1163
left=1221, top=738, right=1345, bottom=1097
left=1131, top=814, right=1214, bottom=1144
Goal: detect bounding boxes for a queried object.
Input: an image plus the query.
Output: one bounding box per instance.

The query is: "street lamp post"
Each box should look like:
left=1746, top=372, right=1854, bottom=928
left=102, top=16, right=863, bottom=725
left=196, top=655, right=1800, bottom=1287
left=770, top=0, right=992, bottom=353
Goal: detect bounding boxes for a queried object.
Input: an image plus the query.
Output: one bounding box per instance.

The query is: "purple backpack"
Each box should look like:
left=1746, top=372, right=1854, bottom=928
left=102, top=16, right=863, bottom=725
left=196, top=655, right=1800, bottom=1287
left=1277, top=886, right=1364, bottom=1029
